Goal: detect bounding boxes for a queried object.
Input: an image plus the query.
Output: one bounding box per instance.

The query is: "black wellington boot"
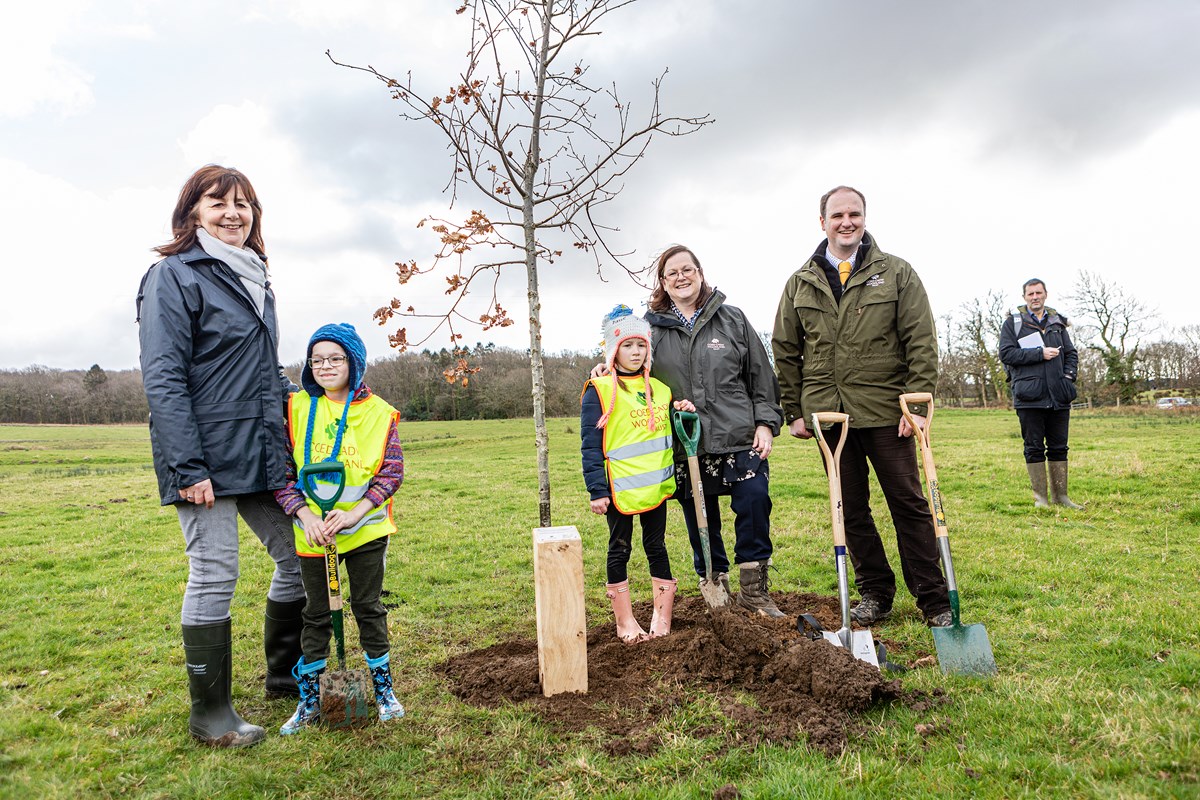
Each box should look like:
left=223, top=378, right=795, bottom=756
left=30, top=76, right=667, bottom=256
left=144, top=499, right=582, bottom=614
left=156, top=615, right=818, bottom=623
left=264, top=598, right=305, bottom=698
left=183, top=618, right=266, bottom=748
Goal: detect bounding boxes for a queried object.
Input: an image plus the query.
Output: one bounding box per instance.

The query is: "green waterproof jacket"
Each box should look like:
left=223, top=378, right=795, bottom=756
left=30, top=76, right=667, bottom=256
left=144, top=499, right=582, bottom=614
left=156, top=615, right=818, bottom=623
left=772, top=234, right=938, bottom=428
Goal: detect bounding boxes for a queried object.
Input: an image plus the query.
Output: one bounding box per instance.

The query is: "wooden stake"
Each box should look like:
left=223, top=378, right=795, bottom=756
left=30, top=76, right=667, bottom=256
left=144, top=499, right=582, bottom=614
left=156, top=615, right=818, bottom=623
left=532, top=526, right=588, bottom=696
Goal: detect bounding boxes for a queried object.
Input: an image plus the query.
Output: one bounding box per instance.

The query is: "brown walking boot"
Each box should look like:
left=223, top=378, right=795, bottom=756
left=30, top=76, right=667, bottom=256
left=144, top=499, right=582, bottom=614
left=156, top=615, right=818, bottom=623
left=736, top=561, right=785, bottom=618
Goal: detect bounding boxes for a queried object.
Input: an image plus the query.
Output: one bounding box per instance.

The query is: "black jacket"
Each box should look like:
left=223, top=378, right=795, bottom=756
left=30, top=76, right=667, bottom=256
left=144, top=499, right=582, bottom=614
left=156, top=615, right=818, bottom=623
left=646, top=291, right=781, bottom=457
left=137, top=245, right=293, bottom=504
left=998, top=305, right=1078, bottom=410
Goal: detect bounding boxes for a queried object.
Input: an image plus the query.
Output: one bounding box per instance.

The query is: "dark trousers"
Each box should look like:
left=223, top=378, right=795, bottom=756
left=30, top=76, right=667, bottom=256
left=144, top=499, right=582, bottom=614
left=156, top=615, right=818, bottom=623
left=605, top=503, right=671, bottom=584
left=830, top=424, right=948, bottom=617
left=299, top=537, right=390, bottom=661
left=677, top=468, right=772, bottom=577
left=1015, top=407, right=1071, bottom=462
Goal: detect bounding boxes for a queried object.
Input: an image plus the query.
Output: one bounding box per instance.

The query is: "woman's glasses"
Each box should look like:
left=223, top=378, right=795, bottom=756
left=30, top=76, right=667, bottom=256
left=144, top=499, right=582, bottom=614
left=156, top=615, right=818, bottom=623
left=663, top=265, right=698, bottom=282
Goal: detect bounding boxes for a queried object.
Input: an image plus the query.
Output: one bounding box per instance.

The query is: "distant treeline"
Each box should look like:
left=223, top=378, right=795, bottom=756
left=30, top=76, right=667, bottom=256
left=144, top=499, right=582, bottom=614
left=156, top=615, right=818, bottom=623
left=0, top=345, right=599, bottom=425
left=4, top=326, right=1198, bottom=425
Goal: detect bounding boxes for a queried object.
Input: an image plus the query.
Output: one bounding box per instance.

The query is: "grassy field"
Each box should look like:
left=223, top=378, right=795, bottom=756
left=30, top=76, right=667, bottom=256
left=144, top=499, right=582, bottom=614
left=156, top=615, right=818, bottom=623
left=0, top=409, right=1197, bottom=799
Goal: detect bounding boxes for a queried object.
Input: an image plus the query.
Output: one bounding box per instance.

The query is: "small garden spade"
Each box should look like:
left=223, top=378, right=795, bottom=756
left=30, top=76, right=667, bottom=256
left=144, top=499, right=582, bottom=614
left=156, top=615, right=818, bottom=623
left=899, top=393, right=997, bottom=677
left=298, top=462, right=373, bottom=726
left=671, top=411, right=732, bottom=609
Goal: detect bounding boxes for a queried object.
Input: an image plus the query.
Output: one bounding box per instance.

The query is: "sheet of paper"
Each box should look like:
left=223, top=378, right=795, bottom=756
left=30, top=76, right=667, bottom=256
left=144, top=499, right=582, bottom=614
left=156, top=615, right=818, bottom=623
left=1018, top=331, right=1044, bottom=349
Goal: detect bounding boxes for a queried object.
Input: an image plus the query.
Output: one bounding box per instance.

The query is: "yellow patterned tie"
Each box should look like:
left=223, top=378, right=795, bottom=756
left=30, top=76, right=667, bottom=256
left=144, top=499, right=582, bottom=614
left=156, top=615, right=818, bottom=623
left=838, top=260, right=852, bottom=286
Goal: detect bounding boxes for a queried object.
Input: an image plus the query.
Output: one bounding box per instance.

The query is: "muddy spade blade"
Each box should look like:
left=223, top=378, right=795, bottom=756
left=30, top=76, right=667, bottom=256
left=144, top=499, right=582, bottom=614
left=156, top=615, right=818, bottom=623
left=320, top=669, right=372, bottom=729
left=699, top=574, right=731, bottom=609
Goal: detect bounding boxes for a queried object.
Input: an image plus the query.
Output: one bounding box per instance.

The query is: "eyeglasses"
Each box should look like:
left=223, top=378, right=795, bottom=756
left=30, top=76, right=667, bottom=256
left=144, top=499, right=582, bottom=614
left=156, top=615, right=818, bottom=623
left=308, top=355, right=347, bottom=368
left=663, top=266, right=698, bottom=282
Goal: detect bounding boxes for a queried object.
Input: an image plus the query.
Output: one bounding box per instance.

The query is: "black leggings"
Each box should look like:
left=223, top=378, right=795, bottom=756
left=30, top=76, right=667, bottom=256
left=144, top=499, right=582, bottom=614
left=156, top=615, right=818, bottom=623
left=605, top=503, right=671, bottom=584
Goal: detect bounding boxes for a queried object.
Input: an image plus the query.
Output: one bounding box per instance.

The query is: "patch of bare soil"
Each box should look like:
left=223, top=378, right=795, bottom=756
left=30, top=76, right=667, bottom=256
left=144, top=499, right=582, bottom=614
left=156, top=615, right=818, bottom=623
left=437, top=592, right=944, bottom=756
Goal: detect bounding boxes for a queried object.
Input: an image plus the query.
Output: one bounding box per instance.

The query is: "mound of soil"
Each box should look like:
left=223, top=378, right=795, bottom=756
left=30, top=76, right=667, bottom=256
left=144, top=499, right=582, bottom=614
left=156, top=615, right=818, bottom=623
left=438, top=592, right=941, bottom=756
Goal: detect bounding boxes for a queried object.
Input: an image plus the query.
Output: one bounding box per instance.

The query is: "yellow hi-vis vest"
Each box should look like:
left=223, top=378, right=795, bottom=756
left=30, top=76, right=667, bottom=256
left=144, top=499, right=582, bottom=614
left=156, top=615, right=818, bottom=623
left=586, top=374, right=674, bottom=514
left=287, top=390, right=400, bottom=557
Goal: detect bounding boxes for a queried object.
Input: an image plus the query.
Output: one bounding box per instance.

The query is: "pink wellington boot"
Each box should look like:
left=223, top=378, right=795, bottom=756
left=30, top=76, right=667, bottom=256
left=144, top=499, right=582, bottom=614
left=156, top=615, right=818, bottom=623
left=648, top=577, right=678, bottom=638
left=605, top=580, right=648, bottom=644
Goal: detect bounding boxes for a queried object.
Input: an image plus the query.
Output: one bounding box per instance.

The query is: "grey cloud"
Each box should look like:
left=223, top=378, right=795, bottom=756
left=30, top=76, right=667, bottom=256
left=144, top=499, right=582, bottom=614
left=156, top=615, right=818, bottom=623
left=599, top=0, right=1200, bottom=163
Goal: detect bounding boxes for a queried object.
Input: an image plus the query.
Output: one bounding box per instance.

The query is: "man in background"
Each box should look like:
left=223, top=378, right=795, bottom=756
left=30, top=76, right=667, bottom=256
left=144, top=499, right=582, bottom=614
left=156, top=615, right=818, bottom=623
left=999, top=279, right=1084, bottom=509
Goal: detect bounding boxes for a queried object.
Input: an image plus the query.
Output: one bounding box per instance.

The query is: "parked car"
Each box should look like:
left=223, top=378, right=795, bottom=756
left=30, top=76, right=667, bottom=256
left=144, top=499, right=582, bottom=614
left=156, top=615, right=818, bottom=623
left=1156, top=397, right=1192, bottom=409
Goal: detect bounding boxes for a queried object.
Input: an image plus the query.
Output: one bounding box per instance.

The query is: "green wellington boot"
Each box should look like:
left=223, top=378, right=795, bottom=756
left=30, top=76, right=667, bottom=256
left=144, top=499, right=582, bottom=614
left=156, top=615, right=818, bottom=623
left=182, top=618, right=266, bottom=748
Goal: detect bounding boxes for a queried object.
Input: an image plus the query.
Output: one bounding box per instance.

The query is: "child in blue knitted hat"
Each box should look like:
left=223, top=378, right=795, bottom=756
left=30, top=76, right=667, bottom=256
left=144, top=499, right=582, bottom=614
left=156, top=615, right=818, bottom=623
left=580, top=305, right=694, bottom=643
left=273, top=323, right=406, bottom=733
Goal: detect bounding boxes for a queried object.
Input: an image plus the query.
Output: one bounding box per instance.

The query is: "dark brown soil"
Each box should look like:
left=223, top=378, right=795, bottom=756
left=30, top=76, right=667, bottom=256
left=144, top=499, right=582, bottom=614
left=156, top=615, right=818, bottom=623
left=437, top=591, right=943, bottom=756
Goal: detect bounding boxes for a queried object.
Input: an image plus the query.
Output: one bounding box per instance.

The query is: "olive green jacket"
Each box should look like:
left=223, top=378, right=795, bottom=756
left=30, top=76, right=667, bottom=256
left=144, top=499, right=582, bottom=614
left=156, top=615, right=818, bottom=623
left=771, top=234, right=938, bottom=428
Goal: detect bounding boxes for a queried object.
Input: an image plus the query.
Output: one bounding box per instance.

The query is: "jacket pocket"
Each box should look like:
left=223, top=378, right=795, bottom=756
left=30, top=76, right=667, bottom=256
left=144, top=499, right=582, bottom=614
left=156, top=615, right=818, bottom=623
left=1011, top=375, right=1044, bottom=404
left=193, top=400, right=264, bottom=489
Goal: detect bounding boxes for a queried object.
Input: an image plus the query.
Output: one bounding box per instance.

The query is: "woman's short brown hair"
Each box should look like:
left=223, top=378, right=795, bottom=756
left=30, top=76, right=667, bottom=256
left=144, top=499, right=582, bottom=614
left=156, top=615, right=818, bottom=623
left=154, top=165, right=265, bottom=258
left=648, top=244, right=713, bottom=313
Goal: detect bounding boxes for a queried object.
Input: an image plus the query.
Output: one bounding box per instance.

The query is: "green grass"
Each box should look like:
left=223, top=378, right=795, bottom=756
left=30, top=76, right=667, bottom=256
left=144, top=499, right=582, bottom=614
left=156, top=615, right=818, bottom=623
left=0, top=410, right=1197, bottom=799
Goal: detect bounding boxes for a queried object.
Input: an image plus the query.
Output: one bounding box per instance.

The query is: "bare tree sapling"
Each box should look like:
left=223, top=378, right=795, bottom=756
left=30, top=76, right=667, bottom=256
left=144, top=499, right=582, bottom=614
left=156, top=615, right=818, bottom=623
left=329, top=0, right=711, bottom=525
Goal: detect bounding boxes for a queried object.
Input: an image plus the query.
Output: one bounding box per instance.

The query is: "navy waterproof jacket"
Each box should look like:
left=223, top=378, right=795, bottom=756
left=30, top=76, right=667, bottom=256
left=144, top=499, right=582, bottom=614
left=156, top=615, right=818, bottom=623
left=998, top=305, right=1079, bottom=410
left=137, top=245, right=293, bottom=505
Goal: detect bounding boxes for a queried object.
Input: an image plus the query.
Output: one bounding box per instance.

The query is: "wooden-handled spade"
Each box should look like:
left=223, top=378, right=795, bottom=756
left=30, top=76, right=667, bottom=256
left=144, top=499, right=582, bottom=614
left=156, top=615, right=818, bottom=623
left=899, top=393, right=997, bottom=677
left=811, top=412, right=880, bottom=667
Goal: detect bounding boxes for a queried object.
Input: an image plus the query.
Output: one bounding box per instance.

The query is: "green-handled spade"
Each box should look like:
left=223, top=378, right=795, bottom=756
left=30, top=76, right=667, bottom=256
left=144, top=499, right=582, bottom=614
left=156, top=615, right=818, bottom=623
left=671, top=411, right=732, bottom=609
left=298, top=461, right=373, bottom=726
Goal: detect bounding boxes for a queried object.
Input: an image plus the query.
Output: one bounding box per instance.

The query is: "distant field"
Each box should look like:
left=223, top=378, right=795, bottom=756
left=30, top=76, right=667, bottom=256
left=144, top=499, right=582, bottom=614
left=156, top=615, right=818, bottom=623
left=0, top=410, right=1197, bottom=799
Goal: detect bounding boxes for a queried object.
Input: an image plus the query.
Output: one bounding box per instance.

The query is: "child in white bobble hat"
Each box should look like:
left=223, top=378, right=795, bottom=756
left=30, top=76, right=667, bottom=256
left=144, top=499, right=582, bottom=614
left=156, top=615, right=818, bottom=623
left=580, top=305, right=693, bottom=643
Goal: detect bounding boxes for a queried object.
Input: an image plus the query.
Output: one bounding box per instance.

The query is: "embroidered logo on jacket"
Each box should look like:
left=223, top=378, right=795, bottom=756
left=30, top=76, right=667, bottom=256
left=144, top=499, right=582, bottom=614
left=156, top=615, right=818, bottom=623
left=866, top=274, right=884, bottom=287
left=706, top=338, right=726, bottom=351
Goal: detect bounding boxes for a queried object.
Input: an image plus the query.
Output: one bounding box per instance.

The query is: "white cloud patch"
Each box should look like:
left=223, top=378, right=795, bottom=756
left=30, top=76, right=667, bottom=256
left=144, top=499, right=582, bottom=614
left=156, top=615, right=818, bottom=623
left=0, top=1, right=95, bottom=118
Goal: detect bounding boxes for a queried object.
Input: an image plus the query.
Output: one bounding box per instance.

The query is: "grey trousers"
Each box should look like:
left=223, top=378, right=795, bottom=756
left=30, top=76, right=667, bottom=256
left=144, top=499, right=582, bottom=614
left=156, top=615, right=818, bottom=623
left=176, top=491, right=305, bottom=626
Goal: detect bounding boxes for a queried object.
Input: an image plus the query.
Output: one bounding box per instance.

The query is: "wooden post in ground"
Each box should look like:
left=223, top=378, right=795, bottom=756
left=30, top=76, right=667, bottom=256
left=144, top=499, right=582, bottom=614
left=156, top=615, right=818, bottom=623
left=532, top=526, right=587, bottom=696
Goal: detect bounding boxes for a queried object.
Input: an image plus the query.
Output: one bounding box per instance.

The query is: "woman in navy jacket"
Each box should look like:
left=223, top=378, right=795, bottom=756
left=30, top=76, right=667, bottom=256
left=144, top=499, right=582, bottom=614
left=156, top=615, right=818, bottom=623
left=137, top=165, right=305, bottom=747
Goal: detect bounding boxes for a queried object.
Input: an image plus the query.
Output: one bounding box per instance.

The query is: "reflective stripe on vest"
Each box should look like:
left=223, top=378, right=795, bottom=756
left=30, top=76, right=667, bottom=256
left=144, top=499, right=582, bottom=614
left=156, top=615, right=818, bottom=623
left=588, top=375, right=674, bottom=514
left=288, top=391, right=399, bottom=556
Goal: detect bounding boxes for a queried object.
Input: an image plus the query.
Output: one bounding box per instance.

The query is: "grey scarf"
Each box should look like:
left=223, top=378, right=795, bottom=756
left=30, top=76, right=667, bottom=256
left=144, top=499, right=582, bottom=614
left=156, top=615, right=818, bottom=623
left=196, top=227, right=268, bottom=318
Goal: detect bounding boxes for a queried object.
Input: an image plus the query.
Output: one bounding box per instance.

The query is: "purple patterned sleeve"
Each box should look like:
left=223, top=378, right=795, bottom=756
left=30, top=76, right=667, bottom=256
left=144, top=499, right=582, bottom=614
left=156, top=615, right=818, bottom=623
left=364, top=416, right=404, bottom=509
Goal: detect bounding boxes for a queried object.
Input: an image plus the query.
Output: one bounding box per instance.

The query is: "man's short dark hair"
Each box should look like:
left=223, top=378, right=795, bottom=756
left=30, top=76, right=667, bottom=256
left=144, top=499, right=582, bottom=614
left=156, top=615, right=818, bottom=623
left=820, top=185, right=867, bottom=217
left=1023, top=278, right=1047, bottom=293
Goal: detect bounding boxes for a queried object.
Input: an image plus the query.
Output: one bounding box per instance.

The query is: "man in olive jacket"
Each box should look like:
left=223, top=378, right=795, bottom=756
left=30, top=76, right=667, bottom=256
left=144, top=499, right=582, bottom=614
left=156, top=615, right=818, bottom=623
left=772, top=185, right=951, bottom=628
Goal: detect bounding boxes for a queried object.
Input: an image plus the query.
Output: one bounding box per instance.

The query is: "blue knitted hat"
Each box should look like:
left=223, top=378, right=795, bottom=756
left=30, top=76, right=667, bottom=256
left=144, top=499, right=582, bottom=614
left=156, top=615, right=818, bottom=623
left=302, top=323, right=367, bottom=397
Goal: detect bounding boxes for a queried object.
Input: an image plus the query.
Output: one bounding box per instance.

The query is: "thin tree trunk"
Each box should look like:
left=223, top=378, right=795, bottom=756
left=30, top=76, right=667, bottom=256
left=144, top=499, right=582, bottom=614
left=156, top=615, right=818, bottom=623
left=526, top=1, right=554, bottom=528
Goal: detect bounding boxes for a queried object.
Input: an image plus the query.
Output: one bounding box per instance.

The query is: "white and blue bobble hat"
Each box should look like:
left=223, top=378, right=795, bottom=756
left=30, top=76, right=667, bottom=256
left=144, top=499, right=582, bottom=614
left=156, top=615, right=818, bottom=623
left=601, top=304, right=652, bottom=372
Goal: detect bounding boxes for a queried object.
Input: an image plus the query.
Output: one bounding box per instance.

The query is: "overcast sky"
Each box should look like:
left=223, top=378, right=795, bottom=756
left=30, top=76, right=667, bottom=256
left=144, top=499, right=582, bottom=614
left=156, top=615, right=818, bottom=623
left=4, top=0, right=1198, bottom=371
